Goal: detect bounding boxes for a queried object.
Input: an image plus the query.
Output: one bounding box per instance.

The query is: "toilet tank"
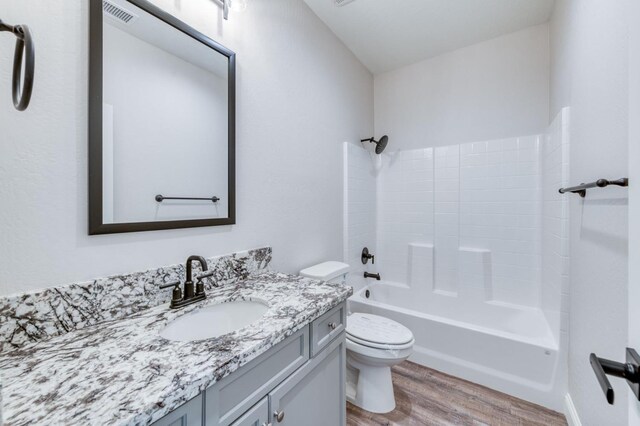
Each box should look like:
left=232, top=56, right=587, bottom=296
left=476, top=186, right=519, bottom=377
left=300, top=261, right=350, bottom=283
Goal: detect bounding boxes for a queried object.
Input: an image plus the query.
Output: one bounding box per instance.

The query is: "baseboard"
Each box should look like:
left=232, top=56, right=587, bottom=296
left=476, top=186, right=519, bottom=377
left=564, top=394, right=582, bottom=426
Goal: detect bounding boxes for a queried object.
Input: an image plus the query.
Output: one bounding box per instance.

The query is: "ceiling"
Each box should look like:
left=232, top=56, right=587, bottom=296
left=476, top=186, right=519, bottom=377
left=303, top=0, right=555, bottom=74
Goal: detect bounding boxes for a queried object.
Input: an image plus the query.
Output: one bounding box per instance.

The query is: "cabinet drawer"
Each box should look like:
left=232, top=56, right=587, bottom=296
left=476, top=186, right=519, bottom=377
left=205, top=327, right=309, bottom=426
left=230, top=397, right=268, bottom=426
left=309, top=302, right=346, bottom=357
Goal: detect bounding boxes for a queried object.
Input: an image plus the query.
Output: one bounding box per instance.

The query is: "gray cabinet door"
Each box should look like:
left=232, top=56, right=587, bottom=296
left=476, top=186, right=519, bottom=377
left=205, top=328, right=309, bottom=426
left=152, top=394, right=203, bottom=426
left=230, top=397, right=269, bottom=426
left=268, top=335, right=346, bottom=426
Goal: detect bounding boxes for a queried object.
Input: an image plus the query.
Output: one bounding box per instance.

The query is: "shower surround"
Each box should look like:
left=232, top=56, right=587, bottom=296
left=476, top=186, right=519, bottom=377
left=343, top=108, right=570, bottom=410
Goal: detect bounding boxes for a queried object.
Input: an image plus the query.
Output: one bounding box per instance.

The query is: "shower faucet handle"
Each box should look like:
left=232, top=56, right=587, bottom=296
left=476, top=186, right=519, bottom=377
left=361, top=247, right=375, bottom=264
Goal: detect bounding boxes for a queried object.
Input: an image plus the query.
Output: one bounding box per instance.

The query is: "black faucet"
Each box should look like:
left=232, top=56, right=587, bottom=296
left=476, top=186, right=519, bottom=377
left=185, top=255, right=208, bottom=299
left=159, top=255, right=213, bottom=309
left=364, top=272, right=381, bottom=281
left=361, top=247, right=375, bottom=265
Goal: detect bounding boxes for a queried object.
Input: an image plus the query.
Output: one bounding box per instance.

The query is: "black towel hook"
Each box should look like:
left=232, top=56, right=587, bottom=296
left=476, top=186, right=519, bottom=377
left=0, top=19, right=35, bottom=111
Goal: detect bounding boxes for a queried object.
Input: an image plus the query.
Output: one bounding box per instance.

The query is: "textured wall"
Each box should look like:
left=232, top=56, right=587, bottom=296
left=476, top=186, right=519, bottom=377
left=374, top=24, right=549, bottom=150
left=550, top=1, right=630, bottom=424
left=0, top=0, right=373, bottom=296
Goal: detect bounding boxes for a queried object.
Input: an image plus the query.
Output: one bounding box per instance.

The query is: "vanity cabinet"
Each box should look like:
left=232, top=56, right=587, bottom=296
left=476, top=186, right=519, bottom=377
left=268, top=338, right=346, bottom=426
left=152, top=302, right=346, bottom=426
left=153, top=394, right=203, bottom=426
left=229, top=397, right=269, bottom=426
left=205, top=327, right=309, bottom=425
left=309, top=301, right=346, bottom=357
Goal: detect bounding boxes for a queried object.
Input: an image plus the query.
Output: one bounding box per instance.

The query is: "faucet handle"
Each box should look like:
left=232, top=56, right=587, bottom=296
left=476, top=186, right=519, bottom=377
left=195, top=271, right=215, bottom=295
left=361, top=247, right=375, bottom=265
left=196, top=271, right=215, bottom=281
left=158, top=280, right=180, bottom=290
left=159, top=280, right=182, bottom=304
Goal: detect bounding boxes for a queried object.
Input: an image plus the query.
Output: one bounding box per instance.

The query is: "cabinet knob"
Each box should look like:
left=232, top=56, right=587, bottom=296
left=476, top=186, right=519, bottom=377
left=328, top=322, right=338, bottom=330
left=274, top=410, right=285, bottom=422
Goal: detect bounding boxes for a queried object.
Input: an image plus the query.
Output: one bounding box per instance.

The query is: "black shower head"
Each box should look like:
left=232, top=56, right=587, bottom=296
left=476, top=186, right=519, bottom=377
left=375, top=135, right=389, bottom=154
left=361, top=135, right=389, bottom=154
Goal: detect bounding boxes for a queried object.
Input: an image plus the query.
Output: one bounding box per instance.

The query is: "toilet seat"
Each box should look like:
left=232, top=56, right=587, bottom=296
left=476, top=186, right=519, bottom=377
left=346, top=333, right=415, bottom=351
left=347, top=313, right=414, bottom=349
left=346, top=337, right=414, bottom=362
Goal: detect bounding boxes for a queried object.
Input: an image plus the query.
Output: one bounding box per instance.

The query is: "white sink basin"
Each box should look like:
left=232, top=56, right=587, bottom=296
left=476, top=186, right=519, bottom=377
left=159, top=300, right=270, bottom=342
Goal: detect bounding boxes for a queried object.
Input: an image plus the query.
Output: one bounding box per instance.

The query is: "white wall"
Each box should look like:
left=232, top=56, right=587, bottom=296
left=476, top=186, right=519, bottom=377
left=458, top=136, right=542, bottom=306
left=0, top=0, right=373, bottom=296
left=541, top=108, right=570, bottom=347
left=374, top=24, right=549, bottom=150
left=433, top=145, right=459, bottom=294
left=539, top=108, right=571, bottom=410
left=629, top=0, right=640, bottom=423
left=371, top=135, right=544, bottom=308
left=550, top=1, right=630, bottom=424
left=343, top=143, right=377, bottom=291
left=376, top=148, right=434, bottom=287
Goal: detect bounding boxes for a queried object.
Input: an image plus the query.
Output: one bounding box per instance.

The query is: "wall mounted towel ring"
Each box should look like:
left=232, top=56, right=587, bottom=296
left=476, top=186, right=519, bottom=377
left=0, top=19, right=35, bottom=111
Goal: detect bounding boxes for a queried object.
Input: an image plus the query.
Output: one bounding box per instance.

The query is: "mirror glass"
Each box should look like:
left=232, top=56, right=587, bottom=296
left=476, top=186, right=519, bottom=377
left=90, top=0, right=235, bottom=234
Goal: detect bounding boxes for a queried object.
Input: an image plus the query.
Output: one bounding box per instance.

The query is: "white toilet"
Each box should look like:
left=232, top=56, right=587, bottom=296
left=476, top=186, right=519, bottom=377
left=299, top=261, right=415, bottom=414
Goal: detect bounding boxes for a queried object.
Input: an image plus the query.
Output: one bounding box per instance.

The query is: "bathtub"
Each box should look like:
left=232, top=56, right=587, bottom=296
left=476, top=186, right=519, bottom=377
left=348, top=281, right=564, bottom=411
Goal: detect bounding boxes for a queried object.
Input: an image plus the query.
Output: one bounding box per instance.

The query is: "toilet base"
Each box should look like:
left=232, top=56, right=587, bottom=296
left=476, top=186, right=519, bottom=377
left=344, top=314, right=414, bottom=414
left=347, top=358, right=396, bottom=414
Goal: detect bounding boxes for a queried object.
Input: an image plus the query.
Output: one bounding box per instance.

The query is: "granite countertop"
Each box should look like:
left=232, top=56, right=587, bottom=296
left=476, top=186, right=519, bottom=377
left=0, top=272, right=352, bottom=426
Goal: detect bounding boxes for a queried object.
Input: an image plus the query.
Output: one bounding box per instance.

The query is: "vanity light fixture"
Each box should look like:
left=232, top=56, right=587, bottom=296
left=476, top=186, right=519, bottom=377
left=222, top=0, right=230, bottom=20
left=215, top=0, right=230, bottom=20
left=214, top=0, right=246, bottom=20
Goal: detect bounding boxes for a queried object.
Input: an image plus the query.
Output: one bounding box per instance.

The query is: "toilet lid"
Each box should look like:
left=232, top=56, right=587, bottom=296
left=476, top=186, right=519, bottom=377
left=299, top=261, right=350, bottom=281
left=346, top=313, right=414, bottom=346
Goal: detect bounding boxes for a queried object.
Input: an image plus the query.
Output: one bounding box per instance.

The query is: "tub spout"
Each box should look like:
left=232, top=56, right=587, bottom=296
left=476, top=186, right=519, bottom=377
left=364, top=272, right=381, bottom=281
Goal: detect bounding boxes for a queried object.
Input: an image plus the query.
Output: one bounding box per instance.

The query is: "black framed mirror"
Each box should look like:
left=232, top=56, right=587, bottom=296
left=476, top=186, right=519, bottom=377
left=89, top=0, right=235, bottom=235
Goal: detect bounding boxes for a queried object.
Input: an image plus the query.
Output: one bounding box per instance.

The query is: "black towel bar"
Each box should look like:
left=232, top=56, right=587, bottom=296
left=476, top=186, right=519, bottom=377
left=155, top=195, right=220, bottom=203
left=559, top=178, right=628, bottom=197
left=0, top=19, right=35, bottom=111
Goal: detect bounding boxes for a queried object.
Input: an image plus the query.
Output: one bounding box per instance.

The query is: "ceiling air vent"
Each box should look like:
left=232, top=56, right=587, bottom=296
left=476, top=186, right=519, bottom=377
left=335, top=0, right=356, bottom=7
left=103, top=0, right=138, bottom=25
